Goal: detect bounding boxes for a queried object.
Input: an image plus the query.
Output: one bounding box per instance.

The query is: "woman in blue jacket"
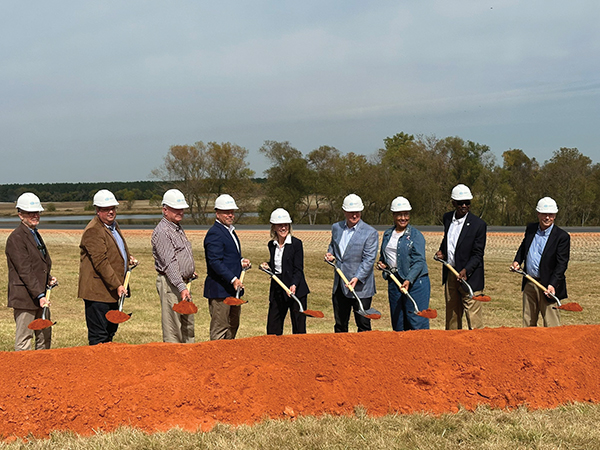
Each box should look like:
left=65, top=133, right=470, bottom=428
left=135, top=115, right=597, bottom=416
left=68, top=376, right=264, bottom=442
left=378, top=196, right=430, bottom=331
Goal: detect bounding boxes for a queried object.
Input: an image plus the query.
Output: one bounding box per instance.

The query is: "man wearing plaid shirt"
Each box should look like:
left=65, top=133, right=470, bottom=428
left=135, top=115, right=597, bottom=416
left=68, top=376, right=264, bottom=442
left=152, top=189, right=196, bottom=343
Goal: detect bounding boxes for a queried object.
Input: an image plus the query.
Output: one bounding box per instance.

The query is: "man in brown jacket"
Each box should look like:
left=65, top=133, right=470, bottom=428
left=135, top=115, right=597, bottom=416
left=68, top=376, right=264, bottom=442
left=78, top=189, right=133, bottom=345
left=6, top=193, right=56, bottom=351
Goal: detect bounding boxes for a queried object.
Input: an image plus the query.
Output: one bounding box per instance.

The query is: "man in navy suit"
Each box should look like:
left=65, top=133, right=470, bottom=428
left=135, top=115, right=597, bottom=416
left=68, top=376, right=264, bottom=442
left=435, top=184, right=487, bottom=330
left=325, top=194, right=378, bottom=333
left=511, top=197, right=570, bottom=327
left=203, top=194, right=251, bottom=340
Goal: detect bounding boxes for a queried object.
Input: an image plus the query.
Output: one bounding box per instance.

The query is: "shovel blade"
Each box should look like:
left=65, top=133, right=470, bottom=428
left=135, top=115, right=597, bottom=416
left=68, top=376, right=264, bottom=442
left=28, top=319, right=55, bottom=330
left=172, top=301, right=198, bottom=315
left=105, top=310, right=132, bottom=324
left=223, top=297, right=247, bottom=306
left=416, top=308, right=438, bottom=319
left=556, top=302, right=583, bottom=312
left=358, top=308, right=381, bottom=320
left=303, top=309, right=325, bottom=318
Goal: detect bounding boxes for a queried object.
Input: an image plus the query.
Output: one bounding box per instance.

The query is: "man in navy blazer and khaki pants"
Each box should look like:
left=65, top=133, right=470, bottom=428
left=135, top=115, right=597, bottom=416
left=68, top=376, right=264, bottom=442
left=204, top=194, right=251, bottom=340
left=511, top=197, right=570, bottom=327
left=325, top=194, right=378, bottom=333
left=436, top=184, right=487, bottom=330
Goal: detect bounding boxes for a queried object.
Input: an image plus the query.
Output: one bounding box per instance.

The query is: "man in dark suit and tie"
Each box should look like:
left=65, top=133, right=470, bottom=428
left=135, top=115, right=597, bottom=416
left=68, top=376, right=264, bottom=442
left=204, top=194, right=251, bottom=340
left=435, top=184, right=487, bottom=330
left=511, top=197, right=570, bottom=327
left=6, top=193, right=56, bottom=351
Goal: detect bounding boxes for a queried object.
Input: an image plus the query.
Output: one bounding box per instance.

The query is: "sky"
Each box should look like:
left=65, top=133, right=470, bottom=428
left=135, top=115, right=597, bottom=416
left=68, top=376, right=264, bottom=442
left=1, top=1, right=599, bottom=183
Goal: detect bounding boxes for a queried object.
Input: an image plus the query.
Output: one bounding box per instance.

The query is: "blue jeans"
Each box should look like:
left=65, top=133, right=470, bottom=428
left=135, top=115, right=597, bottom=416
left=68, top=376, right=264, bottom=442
left=387, top=276, right=430, bottom=331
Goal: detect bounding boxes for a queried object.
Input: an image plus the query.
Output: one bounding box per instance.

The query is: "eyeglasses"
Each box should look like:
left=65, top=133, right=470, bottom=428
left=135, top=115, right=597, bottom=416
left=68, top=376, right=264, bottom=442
left=456, top=200, right=471, bottom=206
left=98, top=206, right=117, bottom=213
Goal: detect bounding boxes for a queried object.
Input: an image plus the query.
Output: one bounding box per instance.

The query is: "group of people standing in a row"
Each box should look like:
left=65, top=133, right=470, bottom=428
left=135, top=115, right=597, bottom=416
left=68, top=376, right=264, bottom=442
left=5, top=184, right=570, bottom=351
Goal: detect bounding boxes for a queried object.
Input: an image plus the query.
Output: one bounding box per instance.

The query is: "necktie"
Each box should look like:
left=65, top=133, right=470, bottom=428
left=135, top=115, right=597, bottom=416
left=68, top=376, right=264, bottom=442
left=33, top=229, right=47, bottom=257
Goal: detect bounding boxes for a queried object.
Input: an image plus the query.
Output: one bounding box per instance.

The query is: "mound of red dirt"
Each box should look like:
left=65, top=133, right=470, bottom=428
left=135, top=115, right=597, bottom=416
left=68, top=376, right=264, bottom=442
left=2, top=325, right=600, bottom=440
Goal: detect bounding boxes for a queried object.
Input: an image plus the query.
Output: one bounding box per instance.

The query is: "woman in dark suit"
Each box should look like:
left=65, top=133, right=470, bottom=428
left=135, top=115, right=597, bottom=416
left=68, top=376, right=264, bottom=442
left=262, top=208, right=310, bottom=335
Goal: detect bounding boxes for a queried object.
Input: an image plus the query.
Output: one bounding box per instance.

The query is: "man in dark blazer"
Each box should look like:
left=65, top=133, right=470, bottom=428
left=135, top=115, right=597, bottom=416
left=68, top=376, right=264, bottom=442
left=6, top=193, right=56, bottom=351
left=78, top=189, right=132, bottom=345
left=435, top=184, right=487, bottom=330
left=203, top=194, right=251, bottom=340
left=511, top=197, right=570, bottom=327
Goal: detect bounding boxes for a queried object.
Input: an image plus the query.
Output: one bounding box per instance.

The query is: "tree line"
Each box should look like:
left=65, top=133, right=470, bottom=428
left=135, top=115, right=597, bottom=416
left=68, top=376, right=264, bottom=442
left=154, top=133, right=600, bottom=226
left=3, top=133, right=597, bottom=226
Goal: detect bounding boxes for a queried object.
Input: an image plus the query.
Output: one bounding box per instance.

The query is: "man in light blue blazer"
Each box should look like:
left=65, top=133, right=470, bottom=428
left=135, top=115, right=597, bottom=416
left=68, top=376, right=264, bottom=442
left=325, top=194, right=378, bottom=332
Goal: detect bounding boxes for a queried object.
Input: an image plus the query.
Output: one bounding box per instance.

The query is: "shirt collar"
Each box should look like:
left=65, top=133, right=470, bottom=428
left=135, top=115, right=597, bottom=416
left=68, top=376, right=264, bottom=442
left=272, top=234, right=292, bottom=248
left=537, top=224, right=553, bottom=236
left=343, top=219, right=361, bottom=232
left=452, top=212, right=468, bottom=224
left=161, top=216, right=181, bottom=231
left=216, top=219, right=235, bottom=233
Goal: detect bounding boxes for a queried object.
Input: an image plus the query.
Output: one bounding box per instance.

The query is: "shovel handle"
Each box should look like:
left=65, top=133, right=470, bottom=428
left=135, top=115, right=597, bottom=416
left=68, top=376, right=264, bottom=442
left=378, top=265, right=420, bottom=312
left=434, top=255, right=461, bottom=278
left=511, top=267, right=561, bottom=305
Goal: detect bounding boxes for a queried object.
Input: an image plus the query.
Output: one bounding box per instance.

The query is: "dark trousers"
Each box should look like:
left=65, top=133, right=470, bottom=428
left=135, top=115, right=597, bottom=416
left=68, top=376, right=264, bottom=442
left=332, top=287, right=372, bottom=333
left=84, top=300, right=119, bottom=345
left=266, top=285, right=307, bottom=335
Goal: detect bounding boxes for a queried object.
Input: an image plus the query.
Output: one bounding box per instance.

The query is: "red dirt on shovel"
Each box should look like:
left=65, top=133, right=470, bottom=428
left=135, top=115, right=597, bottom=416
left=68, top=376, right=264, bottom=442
left=3, top=325, right=600, bottom=440
left=304, top=310, right=325, bottom=318
left=365, top=313, right=381, bottom=320
left=473, top=295, right=492, bottom=302
left=223, top=297, right=247, bottom=306
left=558, top=302, right=584, bottom=312
left=172, top=301, right=198, bottom=315
left=417, top=309, right=438, bottom=319
left=27, top=319, right=54, bottom=331
left=105, top=311, right=131, bottom=324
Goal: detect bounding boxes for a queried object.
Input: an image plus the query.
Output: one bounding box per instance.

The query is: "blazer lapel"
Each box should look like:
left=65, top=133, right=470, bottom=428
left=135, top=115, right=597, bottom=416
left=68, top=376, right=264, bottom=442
left=540, top=226, right=558, bottom=262
left=455, top=213, right=471, bottom=250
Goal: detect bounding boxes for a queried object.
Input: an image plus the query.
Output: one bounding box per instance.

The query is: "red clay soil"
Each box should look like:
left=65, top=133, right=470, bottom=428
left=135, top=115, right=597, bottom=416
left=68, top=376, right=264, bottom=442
left=2, top=325, right=600, bottom=440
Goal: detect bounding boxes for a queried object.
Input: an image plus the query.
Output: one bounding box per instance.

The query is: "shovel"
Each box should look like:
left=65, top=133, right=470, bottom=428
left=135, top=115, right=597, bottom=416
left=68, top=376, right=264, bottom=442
left=376, top=264, right=437, bottom=319
left=172, top=273, right=199, bottom=315
left=509, top=266, right=583, bottom=311
left=433, top=255, right=491, bottom=302
left=28, top=282, right=58, bottom=331
left=106, top=260, right=139, bottom=324
left=258, top=263, right=324, bottom=318
left=224, top=265, right=251, bottom=306
left=324, top=257, right=381, bottom=319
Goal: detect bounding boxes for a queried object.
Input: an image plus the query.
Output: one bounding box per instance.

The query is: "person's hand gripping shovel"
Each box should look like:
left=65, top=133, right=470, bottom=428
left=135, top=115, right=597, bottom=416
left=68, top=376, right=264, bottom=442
left=28, top=281, right=58, bottom=331
left=376, top=262, right=437, bottom=319
left=324, top=257, right=381, bottom=319
left=433, top=255, right=491, bottom=302
left=172, top=274, right=199, bottom=315
left=106, top=260, right=139, bottom=324
left=259, top=263, right=324, bottom=318
left=224, top=264, right=251, bottom=306
left=509, top=265, right=582, bottom=312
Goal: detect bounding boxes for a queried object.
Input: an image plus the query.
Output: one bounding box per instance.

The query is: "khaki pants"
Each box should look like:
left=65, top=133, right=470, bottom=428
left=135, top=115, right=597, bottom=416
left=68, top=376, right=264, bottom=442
left=444, top=276, right=483, bottom=330
left=14, top=308, right=51, bottom=351
left=156, top=274, right=195, bottom=343
left=523, top=279, right=561, bottom=327
left=208, top=298, right=240, bottom=340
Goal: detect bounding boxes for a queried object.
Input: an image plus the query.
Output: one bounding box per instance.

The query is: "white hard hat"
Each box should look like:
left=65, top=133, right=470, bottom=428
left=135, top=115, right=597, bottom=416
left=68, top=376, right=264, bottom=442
left=93, top=189, right=119, bottom=207
left=451, top=184, right=473, bottom=201
left=342, top=194, right=364, bottom=212
left=16, top=193, right=44, bottom=212
left=536, top=197, right=558, bottom=214
left=214, top=194, right=238, bottom=210
left=162, top=189, right=189, bottom=209
left=270, top=208, right=292, bottom=224
left=390, top=196, right=412, bottom=212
